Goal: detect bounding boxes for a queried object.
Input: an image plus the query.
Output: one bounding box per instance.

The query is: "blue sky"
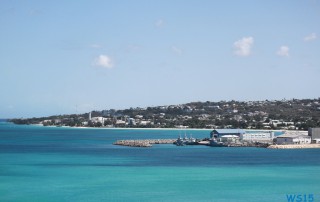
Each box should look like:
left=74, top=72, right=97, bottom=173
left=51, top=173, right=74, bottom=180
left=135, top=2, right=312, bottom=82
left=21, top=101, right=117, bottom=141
left=1, top=0, right=319, bottom=118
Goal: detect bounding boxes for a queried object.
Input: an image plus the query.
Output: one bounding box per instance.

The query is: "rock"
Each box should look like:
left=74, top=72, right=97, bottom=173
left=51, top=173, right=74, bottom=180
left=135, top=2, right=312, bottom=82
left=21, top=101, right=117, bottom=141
left=113, top=139, right=176, bottom=147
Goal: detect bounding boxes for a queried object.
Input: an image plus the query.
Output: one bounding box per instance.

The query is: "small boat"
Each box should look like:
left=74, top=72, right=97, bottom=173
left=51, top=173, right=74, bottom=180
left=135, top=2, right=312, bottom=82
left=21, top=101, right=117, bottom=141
left=175, top=136, right=185, bottom=146
left=175, top=133, right=198, bottom=146
left=209, top=139, right=226, bottom=147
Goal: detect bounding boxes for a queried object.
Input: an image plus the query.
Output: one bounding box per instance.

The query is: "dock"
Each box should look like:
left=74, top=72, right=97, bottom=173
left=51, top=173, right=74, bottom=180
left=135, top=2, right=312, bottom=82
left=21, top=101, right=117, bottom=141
left=113, top=139, right=176, bottom=147
left=268, top=144, right=320, bottom=149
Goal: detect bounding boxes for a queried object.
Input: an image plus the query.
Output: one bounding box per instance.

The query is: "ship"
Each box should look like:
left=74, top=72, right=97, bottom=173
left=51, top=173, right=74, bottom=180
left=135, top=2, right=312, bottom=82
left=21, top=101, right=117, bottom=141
left=175, top=133, right=198, bottom=146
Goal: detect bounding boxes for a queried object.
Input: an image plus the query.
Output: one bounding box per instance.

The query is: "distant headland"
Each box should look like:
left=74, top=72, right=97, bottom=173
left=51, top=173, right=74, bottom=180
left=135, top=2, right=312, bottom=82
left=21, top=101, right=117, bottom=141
left=9, top=98, right=320, bottom=131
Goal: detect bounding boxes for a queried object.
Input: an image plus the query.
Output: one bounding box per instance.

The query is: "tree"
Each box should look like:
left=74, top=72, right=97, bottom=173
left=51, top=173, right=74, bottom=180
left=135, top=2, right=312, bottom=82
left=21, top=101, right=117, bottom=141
left=88, top=121, right=94, bottom=127
left=104, top=120, right=113, bottom=126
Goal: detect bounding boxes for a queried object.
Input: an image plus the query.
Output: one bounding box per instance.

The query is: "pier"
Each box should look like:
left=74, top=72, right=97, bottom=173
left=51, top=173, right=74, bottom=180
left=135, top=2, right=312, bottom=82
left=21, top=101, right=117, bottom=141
left=113, top=139, right=176, bottom=147
left=268, top=144, right=320, bottom=149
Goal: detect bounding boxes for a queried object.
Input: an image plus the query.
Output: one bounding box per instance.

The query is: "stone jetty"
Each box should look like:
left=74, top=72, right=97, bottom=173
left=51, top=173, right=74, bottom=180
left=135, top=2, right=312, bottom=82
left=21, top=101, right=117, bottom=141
left=113, top=139, right=176, bottom=147
left=268, top=144, right=320, bottom=149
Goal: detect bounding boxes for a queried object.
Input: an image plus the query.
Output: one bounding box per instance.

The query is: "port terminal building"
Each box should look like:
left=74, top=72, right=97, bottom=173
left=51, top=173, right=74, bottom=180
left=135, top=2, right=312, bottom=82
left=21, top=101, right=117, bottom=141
left=240, top=132, right=274, bottom=142
left=210, top=129, right=274, bottom=143
left=308, top=128, right=320, bottom=143
left=210, top=129, right=245, bottom=138
left=276, top=131, right=311, bottom=145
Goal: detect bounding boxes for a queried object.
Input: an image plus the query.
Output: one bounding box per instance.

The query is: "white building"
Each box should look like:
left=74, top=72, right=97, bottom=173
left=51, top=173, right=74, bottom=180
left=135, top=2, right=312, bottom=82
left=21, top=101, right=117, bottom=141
left=139, top=120, right=151, bottom=126
left=308, top=128, right=320, bottom=143
left=240, top=132, right=274, bottom=142
left=115, top=120, right=126, bottom=125
left=276, top=132, right=311, bottom=145
left=219, top=135, right=239, bottom=143
left=127, top=118, right=136, bottom=126
left=270, top=120, right=280, bottom=127
left=135, top=115, right=144, bottom=119
left=91, top=117, right=105, bottom=123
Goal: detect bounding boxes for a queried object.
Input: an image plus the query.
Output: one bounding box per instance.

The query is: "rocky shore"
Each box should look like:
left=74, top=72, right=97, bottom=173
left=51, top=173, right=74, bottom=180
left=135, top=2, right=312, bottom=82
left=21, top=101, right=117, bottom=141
left=113, top=139, right=176, bottom=147
left=268, top=144, right=320, bottom=149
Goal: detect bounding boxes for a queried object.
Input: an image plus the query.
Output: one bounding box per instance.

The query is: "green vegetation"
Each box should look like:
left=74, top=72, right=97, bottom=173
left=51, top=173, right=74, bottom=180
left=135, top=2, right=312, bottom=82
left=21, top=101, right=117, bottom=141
left=9, top=98, right=320, bottom=130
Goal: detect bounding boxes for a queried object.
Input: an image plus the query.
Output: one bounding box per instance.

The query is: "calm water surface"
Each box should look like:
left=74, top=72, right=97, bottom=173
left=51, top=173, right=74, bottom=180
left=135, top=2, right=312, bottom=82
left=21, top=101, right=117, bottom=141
left=1, top=122, right=320, bottom=201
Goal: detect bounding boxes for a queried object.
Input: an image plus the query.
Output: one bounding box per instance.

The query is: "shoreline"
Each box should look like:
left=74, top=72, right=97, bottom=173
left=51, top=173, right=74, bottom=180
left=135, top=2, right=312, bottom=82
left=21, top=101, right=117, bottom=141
left=28, top=124, right=292, bottom=132
left=268, top=144, right=320, bottom=149
left=7, top=122, right=320, bottom=149
left=31, top=124, right=213, bottom=131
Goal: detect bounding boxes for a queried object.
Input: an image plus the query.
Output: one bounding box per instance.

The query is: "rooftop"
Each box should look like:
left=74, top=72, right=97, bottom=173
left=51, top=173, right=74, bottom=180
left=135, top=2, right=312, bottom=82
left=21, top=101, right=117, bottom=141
left=277, top=131, right=309, bottom=138
left=212, top=129, right=246, bottom=134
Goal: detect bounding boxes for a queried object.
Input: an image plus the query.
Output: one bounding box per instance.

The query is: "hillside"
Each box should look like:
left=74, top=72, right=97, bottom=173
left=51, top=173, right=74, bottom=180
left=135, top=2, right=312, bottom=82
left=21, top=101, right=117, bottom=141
left=10, top=98, right=320, bottom=130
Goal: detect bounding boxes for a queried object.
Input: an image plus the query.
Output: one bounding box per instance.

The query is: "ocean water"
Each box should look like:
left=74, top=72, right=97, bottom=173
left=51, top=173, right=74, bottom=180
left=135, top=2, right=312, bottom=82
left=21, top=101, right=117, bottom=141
left=0, top=122, right=320, bottom=202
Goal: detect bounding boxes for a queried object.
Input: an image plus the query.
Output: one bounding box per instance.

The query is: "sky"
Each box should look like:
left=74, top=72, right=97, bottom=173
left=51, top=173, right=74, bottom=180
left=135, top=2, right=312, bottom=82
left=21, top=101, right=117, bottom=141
left=1, top=0, right=319, bottom=118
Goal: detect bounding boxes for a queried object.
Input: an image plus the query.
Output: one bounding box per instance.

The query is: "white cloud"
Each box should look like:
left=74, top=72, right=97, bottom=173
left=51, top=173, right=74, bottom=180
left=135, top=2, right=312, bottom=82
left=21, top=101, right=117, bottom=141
left=276, top=46, right=289, bottom=57
left=155, top=19, right=164, bottom=27
left=171, top=46, right=182, bottom=55
left=93, top=55, right=113, bottom=68
left=233, top=37, right=254, bottom=56
left=304, top=33, right=317, bottom=41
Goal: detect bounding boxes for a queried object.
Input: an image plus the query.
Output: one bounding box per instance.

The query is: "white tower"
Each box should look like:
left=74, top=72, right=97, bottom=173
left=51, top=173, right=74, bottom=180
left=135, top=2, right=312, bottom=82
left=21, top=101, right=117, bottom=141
left=89, top=112, right=92, bottom=121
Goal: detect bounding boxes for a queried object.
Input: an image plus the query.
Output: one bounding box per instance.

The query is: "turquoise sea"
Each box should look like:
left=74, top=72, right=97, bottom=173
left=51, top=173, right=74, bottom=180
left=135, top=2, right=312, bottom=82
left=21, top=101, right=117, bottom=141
left=1, top=122, right=320, bottom=202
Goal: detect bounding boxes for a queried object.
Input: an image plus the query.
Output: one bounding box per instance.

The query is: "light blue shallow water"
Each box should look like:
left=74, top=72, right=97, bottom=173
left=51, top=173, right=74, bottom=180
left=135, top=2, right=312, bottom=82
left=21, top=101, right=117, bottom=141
left=1, top=122, right=320, bottom=202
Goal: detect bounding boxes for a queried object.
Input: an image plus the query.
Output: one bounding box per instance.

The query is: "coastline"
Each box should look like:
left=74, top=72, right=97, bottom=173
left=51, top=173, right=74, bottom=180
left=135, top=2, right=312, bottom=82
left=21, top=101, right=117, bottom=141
left=9, top=122, right=320, bottom=149
left=31, top=124, right=213, bottom=131
left=29, top=123, right=291, bottom=132
left=268, top=144, right=320, bottom=149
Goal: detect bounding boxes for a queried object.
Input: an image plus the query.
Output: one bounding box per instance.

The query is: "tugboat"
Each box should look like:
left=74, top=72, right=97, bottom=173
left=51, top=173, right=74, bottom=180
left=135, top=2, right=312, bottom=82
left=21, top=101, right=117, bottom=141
left=175, top=134, right=185, bottom=146
left=209, top=138, right=226, bottom=147
left=185, top=134, right=197, bottom=145
left=175, top=133, right=199, bottom=146
left=208, top=133, right=226, bottom=147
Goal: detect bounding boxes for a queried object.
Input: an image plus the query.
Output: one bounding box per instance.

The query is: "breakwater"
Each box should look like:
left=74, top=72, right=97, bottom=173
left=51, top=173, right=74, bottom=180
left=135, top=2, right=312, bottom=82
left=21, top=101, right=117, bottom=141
left=222, top=142, right=271, bottom=148
left=114, top=138, right=320, bottom=149
left=268, top=144, right=320, bottom=149
left=113, top=139, right=176, bottom=147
